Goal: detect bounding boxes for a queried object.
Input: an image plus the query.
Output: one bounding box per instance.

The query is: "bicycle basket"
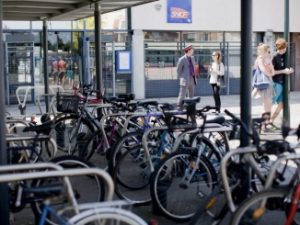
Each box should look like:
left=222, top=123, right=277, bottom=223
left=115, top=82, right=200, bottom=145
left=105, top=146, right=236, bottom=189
left=56, top=93, right=80, bottom=114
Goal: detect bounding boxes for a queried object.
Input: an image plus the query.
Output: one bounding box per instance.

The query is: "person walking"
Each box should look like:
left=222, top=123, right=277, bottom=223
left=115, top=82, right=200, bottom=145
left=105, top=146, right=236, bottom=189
left=252, top=43, right=275, bottom=128
left=270, top=38, right=294, bottom=127
left=58, top=57, right=67, bottom=86
left=176, top=45, right=197, bottom=109
left=209, top=51, right=225, bottom=113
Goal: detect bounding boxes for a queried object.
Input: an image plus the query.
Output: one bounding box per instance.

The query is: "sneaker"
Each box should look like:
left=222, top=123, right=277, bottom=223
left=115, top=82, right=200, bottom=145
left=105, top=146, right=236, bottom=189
left=263, top=123, right=279, bottom=132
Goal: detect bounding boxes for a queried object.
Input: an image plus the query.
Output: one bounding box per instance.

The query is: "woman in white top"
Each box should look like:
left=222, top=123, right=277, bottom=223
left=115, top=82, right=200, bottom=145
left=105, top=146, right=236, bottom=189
left=209, top=51, right=225, bottom=113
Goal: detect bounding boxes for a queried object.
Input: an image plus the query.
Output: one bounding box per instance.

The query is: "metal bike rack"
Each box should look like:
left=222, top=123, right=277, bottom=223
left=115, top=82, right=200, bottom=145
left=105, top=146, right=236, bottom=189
left=15, top=85, right=64, bottom=115
left=0, top=163, right=114, bottom=213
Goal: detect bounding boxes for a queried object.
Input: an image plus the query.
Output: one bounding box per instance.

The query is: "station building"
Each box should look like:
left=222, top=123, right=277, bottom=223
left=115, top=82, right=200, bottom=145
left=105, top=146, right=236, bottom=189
left=3, top=0, right=300, bottom=103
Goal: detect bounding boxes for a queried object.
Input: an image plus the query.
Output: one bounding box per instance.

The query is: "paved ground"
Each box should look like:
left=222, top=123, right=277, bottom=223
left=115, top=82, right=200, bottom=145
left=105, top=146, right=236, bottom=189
left=5, top=92, right=300, bottom=225
left=6, top=91, right=300, bottom=127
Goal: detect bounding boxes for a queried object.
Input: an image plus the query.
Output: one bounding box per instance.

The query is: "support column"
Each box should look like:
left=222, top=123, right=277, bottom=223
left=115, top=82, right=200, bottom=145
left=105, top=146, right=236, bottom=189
left=94, top=2, right=103, bottom=95
left=132, top=30, right=145, bottom=99
left=0, top=0, right=10, bottom=222
left=283, top=0, right=290, bottom=127
left=240, top=0, right=252, bottom=147
left=126, top=8, right=132, bottom=50
left=43, top=19, right=49, bottom=112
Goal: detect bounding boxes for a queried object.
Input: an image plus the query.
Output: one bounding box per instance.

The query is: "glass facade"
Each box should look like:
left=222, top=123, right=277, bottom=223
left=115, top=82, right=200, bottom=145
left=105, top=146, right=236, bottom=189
left=144, top=31, right=261, bottom=80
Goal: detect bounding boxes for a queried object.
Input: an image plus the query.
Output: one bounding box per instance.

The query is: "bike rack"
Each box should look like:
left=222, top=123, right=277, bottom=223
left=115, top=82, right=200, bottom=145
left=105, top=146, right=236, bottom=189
left=16, top=85, right=64, bottom=115
left=98, top=112, right=136, bottom=149
left=0, top=163, right=114, bottom=213
left=263, top=153, right=300, bottom=189
left=220, top=146, right=257, bottom=212
left=121, top=112, right=164, bottom=136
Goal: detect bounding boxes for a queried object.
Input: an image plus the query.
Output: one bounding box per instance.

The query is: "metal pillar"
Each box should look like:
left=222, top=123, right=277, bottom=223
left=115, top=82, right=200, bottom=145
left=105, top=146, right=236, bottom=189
left=43, top=20, right=49, bottom=112
left=0, top=0, right=10, bottom=223
left=283, top=0, right=290, bottom=127
left=94, top=2, right=103, bottom=95
left=240, top=0, right=252, bottom=147
left=127, top=8, right=132, bottom=50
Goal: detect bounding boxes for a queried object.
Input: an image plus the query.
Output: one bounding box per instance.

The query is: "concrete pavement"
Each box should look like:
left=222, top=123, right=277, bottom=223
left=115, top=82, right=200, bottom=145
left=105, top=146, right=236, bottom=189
left=6, top=91, right=300, bottom=128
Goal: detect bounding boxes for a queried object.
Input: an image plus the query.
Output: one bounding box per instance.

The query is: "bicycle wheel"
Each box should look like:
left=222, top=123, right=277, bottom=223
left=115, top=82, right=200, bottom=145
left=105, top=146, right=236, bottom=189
left=78, top=131, right=107, bottom=167
left=231, top=188, right=289, bottom=225
left=150, top=148, right=217, bottom=222
left=112, top=144, right=152, bottom=205
left=31, top=155, right=104, bottom=225
left=188, top=187, right=229, bottom=225
left=108, top=131, right=143, bottom=174
left=52, top=114, right=95, bottom=156
left=38, top=137, right=57, bottom=162
left=69, top=207, right=148, bottom=225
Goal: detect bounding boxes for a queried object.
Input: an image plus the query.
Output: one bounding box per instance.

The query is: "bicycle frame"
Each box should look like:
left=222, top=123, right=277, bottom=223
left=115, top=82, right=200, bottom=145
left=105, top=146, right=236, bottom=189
left=39, top=203, right=70, bottom=225
left=221, top=147, right=300, bottom=213
left=252, top=153, right=300, bottom=225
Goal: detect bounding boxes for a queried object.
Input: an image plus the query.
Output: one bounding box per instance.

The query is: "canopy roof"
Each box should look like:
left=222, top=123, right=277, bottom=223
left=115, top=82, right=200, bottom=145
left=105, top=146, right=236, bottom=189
left=2, top=0, right=158, bottom=21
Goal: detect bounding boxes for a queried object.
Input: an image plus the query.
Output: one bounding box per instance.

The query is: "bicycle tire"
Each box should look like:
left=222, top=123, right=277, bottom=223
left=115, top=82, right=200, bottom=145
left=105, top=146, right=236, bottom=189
left=69, top=207, right=148, bottom=225
left=108, top=131, right=143, bottom=174
left=79, top=131, right=106, bottom=165
left=52, top=114, right=95, bottom=156
left=231, top=188, right=290, bottom=225
left=31, top=155, right=104, bottom=225
left=112, top=144, right=152, bottom=205
left=150, top=148, right=217, bottom=222
left=188, top=187, right=229, bottom=225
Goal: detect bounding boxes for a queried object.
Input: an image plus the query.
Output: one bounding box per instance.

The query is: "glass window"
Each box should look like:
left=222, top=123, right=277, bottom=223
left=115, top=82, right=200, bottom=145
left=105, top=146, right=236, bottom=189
left=225, top=32, right=240, bottom=42
left=144, top=31, right=179, bottom=42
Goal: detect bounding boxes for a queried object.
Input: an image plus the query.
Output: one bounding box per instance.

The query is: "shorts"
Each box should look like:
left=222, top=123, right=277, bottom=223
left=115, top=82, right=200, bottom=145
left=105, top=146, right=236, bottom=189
left=66, top=70, right=74, bottom=79
left=273, top=82, right=283, bottom=104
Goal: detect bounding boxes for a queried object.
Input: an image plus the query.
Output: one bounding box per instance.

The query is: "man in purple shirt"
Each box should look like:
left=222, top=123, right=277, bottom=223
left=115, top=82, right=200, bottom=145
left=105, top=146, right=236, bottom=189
left=176, top=45, right=197, bottom=108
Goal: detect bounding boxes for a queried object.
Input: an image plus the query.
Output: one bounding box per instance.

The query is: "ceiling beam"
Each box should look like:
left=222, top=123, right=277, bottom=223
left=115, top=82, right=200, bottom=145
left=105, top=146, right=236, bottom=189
left=2, top=0, right=158, bottom=21
left=5, top=7, right=61, bottom=14
left=4, top=1, right=76, bottom=9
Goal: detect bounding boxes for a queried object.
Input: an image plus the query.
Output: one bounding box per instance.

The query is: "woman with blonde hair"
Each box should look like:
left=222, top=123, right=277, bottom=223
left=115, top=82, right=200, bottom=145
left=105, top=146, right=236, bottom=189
left=252, top=43, right=275, bottom=128
left=209, top=51, right=225, bottom=113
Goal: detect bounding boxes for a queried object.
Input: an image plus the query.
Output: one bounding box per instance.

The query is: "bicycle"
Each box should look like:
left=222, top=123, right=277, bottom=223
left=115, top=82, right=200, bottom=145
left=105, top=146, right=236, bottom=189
left=149, top=106, right=232, bottom=221
left=52, top=86, right=137, bottom=162
left=189, top=109, right=297, bottom=225
left=6, top=119, right=57, bottom=163
left=109, top=97, right=204, bottom=204
left=229, top=125, right=300, bottom=225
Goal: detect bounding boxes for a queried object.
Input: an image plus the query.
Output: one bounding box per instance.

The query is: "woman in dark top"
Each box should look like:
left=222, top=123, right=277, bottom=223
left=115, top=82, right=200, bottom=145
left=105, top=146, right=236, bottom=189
left=270, top=38, right=293, bottom=126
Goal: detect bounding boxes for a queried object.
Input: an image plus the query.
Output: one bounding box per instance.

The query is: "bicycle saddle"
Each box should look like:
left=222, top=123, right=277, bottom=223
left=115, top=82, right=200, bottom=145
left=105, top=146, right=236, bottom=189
left=23, top=120, right=54, bottom=134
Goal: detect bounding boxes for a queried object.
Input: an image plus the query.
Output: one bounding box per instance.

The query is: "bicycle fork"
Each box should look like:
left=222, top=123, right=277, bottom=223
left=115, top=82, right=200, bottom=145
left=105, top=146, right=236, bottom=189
left=179, top=149, right=203, bottom=191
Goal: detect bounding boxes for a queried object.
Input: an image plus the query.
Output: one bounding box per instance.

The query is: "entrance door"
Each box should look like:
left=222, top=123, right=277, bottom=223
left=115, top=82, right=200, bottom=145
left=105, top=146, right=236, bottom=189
left=5, top=41, right=34, bottom=104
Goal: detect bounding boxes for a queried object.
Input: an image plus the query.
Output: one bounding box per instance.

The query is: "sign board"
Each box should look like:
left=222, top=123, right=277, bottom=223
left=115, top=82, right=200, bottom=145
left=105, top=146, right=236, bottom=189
left=116, top=51, right=131, bottom=74
left=167, top=0, right=192, bottom=23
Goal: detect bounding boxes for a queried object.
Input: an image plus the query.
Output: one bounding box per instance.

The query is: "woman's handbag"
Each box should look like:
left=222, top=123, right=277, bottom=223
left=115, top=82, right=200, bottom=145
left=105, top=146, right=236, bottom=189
left=217, top=75, right=226, bottom=88
left=252, top=68, right=271, bottom=90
